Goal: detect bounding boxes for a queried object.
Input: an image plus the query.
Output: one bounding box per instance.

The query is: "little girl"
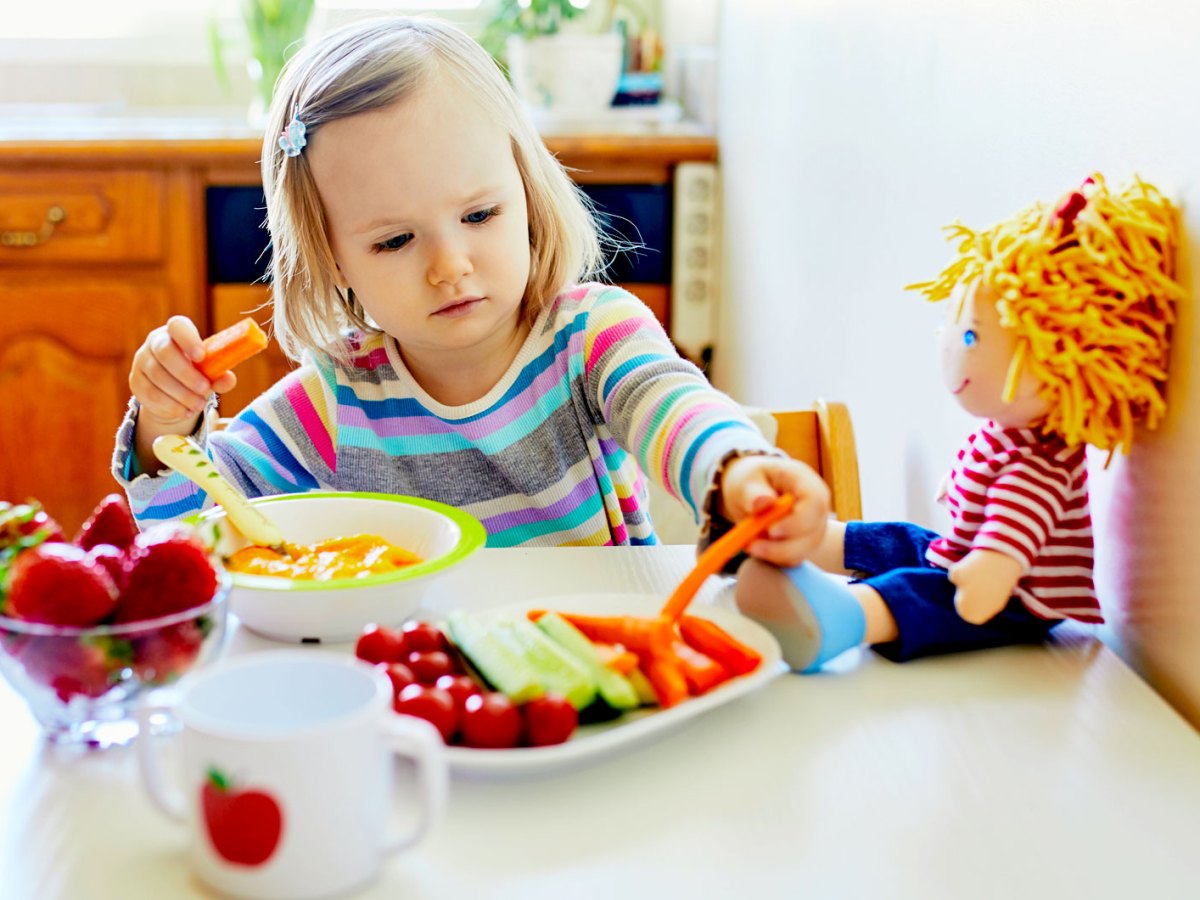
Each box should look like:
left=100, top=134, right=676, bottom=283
left=115, top=16, right=827, bottom=562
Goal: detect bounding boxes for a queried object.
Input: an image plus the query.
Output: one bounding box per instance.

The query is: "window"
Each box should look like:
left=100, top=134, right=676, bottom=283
left=1, top=1, right=485, bottom=63
left=0, top=1, right=488, bottom=108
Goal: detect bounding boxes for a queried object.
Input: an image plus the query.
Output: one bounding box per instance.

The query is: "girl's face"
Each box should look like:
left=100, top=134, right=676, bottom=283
left=307, top=75, right=532, bottom=372
left=938, top=281, right=1048, bottom=427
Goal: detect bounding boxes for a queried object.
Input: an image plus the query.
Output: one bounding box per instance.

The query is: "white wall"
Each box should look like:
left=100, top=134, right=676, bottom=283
left=716, top=0, right=1200, bottom=726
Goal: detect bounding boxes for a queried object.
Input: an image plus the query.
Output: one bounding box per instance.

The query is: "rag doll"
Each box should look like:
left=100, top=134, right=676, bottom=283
left=737, top=174, right=1185, bottom=671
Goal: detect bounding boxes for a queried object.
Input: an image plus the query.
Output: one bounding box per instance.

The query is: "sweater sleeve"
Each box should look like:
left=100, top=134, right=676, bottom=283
left=580, top=285, right=774, bottom=521
left=111, top=354, right=340, bottom=528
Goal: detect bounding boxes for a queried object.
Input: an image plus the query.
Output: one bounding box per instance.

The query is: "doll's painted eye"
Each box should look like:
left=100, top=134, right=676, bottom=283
left=962, top=329, right=978, bottom=347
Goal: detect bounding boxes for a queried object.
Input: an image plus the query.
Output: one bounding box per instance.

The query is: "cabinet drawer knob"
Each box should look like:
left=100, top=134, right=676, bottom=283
left=2, top=205, right=66, bottom=248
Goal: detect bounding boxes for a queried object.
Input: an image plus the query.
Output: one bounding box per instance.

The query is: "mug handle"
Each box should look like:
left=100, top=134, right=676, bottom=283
left=378, top=714, right=449, bottom=857
left=135, top=690, right=188, bottom=823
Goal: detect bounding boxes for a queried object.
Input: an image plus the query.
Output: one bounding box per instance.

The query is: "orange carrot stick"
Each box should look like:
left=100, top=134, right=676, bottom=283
left=552, top=613, right=674, bottom=656
left=198, top=317, right=268, bottom=380
left=660, top=493, right=796, bottom=622
left=679, top=615, right=762, bottom=677
left=526, top=611, right=642, bottom=674
left=639, top=655, right=689, bottom=708
left=670, top=639, right=730, bottom=695
left=594, top=642, right=639, bottom=675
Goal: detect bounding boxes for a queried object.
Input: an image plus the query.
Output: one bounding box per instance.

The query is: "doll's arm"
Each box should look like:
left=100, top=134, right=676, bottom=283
left=947, top=549, right=1024, bottom=624
left=948, top=444, right=1072, bottom=623
left=934, top=472, right=951, bottom=505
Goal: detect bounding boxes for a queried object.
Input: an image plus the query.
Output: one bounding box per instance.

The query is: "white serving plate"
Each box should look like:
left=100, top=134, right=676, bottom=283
left=443, top=592, right=786, bottom=778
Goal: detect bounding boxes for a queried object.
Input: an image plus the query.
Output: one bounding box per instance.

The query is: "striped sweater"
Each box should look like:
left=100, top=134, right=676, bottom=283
left=113, top=284, right=773, bottom=547
left=926, top=421, right=1100, bottom=624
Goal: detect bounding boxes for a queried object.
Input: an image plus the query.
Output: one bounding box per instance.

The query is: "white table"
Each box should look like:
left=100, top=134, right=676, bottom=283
left=1, top=546, right=1198, bottom=899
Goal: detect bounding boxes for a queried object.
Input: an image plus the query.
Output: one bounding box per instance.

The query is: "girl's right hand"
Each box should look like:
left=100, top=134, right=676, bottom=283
left=129, top=316, right=236, bottom=433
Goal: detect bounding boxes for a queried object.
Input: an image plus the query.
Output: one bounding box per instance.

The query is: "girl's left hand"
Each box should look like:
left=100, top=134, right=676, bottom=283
left=717, top=455, right=831, bottom=567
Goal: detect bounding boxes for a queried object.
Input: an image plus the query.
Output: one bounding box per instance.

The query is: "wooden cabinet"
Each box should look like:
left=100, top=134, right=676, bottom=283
left=0, top=133, right=715, bottom=532
left=0, top=168, right=166, bottom=261
left=0, top=278, right=171, bottom=532
left=0, top=159, right=205, bottom=532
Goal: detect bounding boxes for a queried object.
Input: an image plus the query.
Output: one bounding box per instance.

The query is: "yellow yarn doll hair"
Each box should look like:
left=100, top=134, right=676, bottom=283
left=908, top=173, right=1186, bottom=453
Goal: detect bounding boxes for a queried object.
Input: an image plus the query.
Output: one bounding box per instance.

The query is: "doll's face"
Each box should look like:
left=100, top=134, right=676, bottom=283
left=938, top=282, right=1048, bottom=426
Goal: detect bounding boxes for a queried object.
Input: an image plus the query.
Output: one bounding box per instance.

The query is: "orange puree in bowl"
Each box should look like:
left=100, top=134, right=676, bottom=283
left=226, top=535, right=421, bottom=581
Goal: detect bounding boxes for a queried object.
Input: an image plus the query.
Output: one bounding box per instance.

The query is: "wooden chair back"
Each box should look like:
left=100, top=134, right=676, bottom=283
left=769, top=400, right=862, bottom=521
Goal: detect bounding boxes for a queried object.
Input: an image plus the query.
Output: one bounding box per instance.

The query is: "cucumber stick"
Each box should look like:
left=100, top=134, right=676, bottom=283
left=446, top=611, right=543, bottom=703
left=446, top=611, right=596, bottom=709
left=494, top=618, right=596, bottom=710
left=625, top=666, right=659, bottom=706
left=535, top=613, right=640, bottom=711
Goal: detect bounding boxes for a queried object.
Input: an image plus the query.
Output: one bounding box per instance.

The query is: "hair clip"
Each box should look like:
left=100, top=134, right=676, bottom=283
left=279, top=107, right=308, bottom=158
left=1052, top=176, right=1095, bottom=236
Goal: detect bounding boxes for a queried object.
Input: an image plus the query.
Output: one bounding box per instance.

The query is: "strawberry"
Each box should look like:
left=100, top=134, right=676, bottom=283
left=132, top=618, right=208, bottom=685
left=115, top=531, right=219, bottom=623
left=1, top=502, right=66, bottom=599
left=3, top=543, right=119, bottom=626
left=85, top=544, right=128, bottom=593
left=0, top=500, right=64, bottom=552
left=74, top=493, right=139, bottom=552
left=13, top=634, right=132, bottom=702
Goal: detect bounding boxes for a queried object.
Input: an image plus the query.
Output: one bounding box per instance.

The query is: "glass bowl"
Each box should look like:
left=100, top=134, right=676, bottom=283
left=0, top=572, right=230, bottom=749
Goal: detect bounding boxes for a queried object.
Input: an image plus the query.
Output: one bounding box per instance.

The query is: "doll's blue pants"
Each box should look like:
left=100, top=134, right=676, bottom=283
left=844, top=521, right=1057, bottom=663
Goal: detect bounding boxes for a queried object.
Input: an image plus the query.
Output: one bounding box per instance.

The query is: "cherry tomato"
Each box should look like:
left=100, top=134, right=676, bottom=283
left=460, top=691, right=521, bottom=749
left=393, top=684, right=457, bottom=743
left=355, top=625, right=405, bottom=665
left=522, top=693, right=579, bottom=747
left=406, top=650, right=456, bottom=684
left=382, top=662, right=417, bottom=696
left=399, top=621, right=449, bottom=655
left=435, top=673, right=482, bottom=714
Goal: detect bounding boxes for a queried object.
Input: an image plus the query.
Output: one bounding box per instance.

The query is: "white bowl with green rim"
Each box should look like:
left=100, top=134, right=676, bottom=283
left=198, top=492, right=486, bottom=643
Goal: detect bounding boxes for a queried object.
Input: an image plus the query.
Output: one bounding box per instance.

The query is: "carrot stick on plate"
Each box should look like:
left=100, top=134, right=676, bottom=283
left=638, top=654, right=689, bottom=708
left=593, top=642, right=639, bottom=676
left=546, top=612, right=674, bottom=657
left=670, top=639, right=730, bottom=695
left=198, top=317, right=268, bottom=380
left=679, top=615, right=763, bottom=677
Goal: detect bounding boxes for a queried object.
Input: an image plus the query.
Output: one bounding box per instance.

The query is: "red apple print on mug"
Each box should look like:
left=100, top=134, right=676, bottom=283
left=201, top=766, right=284, bottom=866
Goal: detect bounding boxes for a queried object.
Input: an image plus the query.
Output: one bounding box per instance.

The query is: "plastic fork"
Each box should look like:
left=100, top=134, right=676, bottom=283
left=152, top=434, right=288, bottom=553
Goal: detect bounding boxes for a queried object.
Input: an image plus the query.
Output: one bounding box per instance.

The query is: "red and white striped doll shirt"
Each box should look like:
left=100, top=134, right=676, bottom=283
left=925, top=420, right=1101, bottom=624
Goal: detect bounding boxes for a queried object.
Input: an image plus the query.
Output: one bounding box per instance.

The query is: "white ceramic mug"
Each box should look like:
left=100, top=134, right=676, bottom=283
left=136, top=651, right=448, bottom=899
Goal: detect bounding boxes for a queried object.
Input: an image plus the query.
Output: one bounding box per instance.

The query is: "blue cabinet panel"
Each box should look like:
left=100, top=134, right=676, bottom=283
left=206, top=183, right=672, bottom=286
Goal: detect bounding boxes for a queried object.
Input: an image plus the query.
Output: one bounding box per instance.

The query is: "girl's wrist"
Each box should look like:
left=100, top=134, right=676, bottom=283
left=709, top=451, right=773, bottom=523
left=714, top=454, right=764, bottom=520
left=132, top=410, right=202, bottom=477
left=697, top=449, right=775, bottom=576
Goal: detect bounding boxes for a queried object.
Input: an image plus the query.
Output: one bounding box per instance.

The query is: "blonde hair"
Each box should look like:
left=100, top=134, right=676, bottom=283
left=909, top=173, right=1185, bottom=453
left=261, top=16, right=603, bottom=362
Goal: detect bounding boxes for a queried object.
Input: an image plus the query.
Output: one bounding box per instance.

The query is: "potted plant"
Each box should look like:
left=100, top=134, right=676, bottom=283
left=481, top=0, right=625, bottom=118
left=210, top=0, right=316, bottom=125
